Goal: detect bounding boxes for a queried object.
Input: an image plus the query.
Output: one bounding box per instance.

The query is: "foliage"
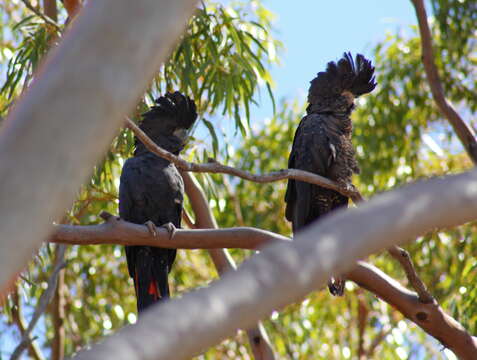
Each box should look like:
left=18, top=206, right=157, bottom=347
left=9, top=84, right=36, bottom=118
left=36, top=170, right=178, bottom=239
left=0, top=0, right=476, bottom=359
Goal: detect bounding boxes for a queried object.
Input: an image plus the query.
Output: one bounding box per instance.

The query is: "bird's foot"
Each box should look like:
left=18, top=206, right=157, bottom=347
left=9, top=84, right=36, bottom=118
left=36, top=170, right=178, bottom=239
left=337, top=180, right=357, bottom=194
left=328, top=277, right=345, bottom=297
left=144, top=220, right=157, bottom=237
left=161, top=222, right=177, bottom=241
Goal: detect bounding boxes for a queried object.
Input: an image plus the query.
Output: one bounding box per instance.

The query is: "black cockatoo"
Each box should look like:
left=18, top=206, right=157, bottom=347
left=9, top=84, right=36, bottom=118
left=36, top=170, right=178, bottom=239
left=119, top=92, right=197, bottom=312
left=285, top=53, right=376, bottom=296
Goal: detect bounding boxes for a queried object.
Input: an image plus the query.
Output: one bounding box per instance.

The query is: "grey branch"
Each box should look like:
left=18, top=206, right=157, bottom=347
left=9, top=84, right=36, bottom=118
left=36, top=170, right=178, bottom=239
left=72, top=169, right=477, bottom=360
left=0, top=0, right=198, bottom=295
left=10, top=245, right=67, bottom=360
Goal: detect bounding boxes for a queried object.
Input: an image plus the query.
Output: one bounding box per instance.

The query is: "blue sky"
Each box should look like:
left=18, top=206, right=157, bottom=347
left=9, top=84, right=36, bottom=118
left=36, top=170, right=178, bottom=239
left=252, top=0, right=416, bottom=121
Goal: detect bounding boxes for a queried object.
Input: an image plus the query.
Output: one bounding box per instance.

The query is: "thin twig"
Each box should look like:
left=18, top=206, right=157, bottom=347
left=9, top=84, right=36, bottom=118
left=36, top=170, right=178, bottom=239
left=11, top=287, right=45, bottom=360
left=410, top=0, right=477, bottom=164
left=125, top=118, right=362, bottom=203
left=388, top=246, right=434, bottom=304
left=356, top=291, right=368, bottom=359
left=366, top=325, right=393, bottom=358
left=20, top=0, right=61, bottom=31
left=10, top=245, right=67, bottom=360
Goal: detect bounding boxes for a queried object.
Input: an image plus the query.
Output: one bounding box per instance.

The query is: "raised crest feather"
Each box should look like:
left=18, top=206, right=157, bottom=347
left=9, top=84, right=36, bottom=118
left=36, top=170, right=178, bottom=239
left=308, top=52, right=377, bottom=104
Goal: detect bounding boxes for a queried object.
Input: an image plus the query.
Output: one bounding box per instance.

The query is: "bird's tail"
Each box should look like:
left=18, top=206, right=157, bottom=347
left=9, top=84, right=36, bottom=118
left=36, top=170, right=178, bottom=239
left=133, top=256, right=170, bottom=313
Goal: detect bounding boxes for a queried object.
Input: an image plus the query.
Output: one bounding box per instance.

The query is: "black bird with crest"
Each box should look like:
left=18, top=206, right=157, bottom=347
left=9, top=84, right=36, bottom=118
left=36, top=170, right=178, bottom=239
left=119, top=91, right=197, bottom=312
left=285, top=53, right=376, bottom=296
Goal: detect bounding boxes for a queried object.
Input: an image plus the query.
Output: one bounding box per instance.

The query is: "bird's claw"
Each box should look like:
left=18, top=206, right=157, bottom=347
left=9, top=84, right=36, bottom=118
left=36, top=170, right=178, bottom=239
left=328, top=277, right=345, bottom=296
left=144, top=220, right=157, bottom=237
left=161, top=222, right=177, bottom=241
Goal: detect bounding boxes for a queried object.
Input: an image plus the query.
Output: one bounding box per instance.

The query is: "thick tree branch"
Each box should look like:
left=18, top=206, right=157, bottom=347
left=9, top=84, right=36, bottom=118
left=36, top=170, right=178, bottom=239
left=50, top=211, right=290, bottom=250
left=0, top=0, right=198, bottom=295
left=125, top=118, right=362, bottom=203
left=347, top=262, right=477, bottom=359
left=11, top=287, right=45, bottom=360
left=11, top=245, right=67, bottom=360
left=181, top=171, right=276, bottom=359
left=410, top=0, right=477, bottom=164
left=71, top=169, right=477, bottom=360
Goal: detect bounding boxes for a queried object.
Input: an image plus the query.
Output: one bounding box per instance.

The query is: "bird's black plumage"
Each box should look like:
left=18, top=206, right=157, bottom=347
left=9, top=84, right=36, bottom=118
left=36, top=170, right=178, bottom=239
left=285, top=53, right=376, bottom=295
left=119, top=92, right=197, bottom=312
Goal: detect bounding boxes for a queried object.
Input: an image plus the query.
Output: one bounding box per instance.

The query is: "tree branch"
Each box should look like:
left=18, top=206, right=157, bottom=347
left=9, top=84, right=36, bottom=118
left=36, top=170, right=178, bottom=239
left=347, top=262, right=477, bottom=359
left=181, top=171, right=276, bottom=359
left=43, top=0, right=58, bottom=22
left=20, top=0, right=61, bottom=31
left=11, top=287, right=45, bottom=360
left=50, top=211, right=290, bottom=250
left=10, top=245, right=67, bottom=360
left=125, top=118, right=362, bottom=203
left=71, top=169, right=477, bottom=360
left=410, top=0, right=477, bottom=164
left=387, top=246, right=434, bottom=303
left=50, top=246, right=66, bottom=360
left=0, top=0, right=198, bottom=295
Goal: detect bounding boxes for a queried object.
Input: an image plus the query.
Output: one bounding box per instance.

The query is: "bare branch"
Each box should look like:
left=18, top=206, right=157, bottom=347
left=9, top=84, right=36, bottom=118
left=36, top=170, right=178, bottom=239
left=71, top=169, right=477, bottom=360
left=50, top=248, right=66, bottom=360
left=356, top=291, right=368, bottom=359
left=388, top=246, right=434, bottom=303
left=11, top=245, right=67, bottom=360
left=0, top=0, right=198, bottom=294
left=20, top=0, right=61, bottom=31
left=126, top=118, right=362, bottom=202
left=50, top=211, right=290, bottom=250
left=410, top=0, right=477, bottom=164
left=347, top=262, right=477, bottom=359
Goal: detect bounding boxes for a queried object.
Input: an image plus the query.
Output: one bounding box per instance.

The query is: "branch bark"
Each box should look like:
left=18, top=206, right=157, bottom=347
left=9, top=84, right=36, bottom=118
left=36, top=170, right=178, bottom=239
left=126, top=118, right=362, bottom=202
left=388, top=246, right=434, bottom=303
left=71, top=169, right=477, bottom=360
left=181, top=171, right=276, bottom=359
left=43, top=0, right=58, bottom=22
left=347, top=262, right=477, bottom=359
left=0, top=0, right=198, bottom=295
left=50, top=246, right=66, bottom=360
left=410, top=0, right=477, bottom=164
left=50, top=211, right=289, bottom=249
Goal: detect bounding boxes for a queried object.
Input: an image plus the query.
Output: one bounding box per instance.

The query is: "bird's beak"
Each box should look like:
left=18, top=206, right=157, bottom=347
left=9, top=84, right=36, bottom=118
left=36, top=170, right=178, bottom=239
left=173, top=128, right=189, bottom=143
left=341, top=90, right=355, bottom=105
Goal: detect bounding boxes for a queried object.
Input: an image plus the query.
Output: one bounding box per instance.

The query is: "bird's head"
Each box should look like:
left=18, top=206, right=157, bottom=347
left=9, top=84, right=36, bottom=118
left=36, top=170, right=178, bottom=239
left=307, top=52, right=377, bottom=114
left=135, top=91, right=197, bottom=155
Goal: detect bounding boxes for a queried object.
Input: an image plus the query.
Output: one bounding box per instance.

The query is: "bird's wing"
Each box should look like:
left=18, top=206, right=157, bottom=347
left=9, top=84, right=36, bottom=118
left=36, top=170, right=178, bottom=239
left=285, top=114, right=334, bottom=231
